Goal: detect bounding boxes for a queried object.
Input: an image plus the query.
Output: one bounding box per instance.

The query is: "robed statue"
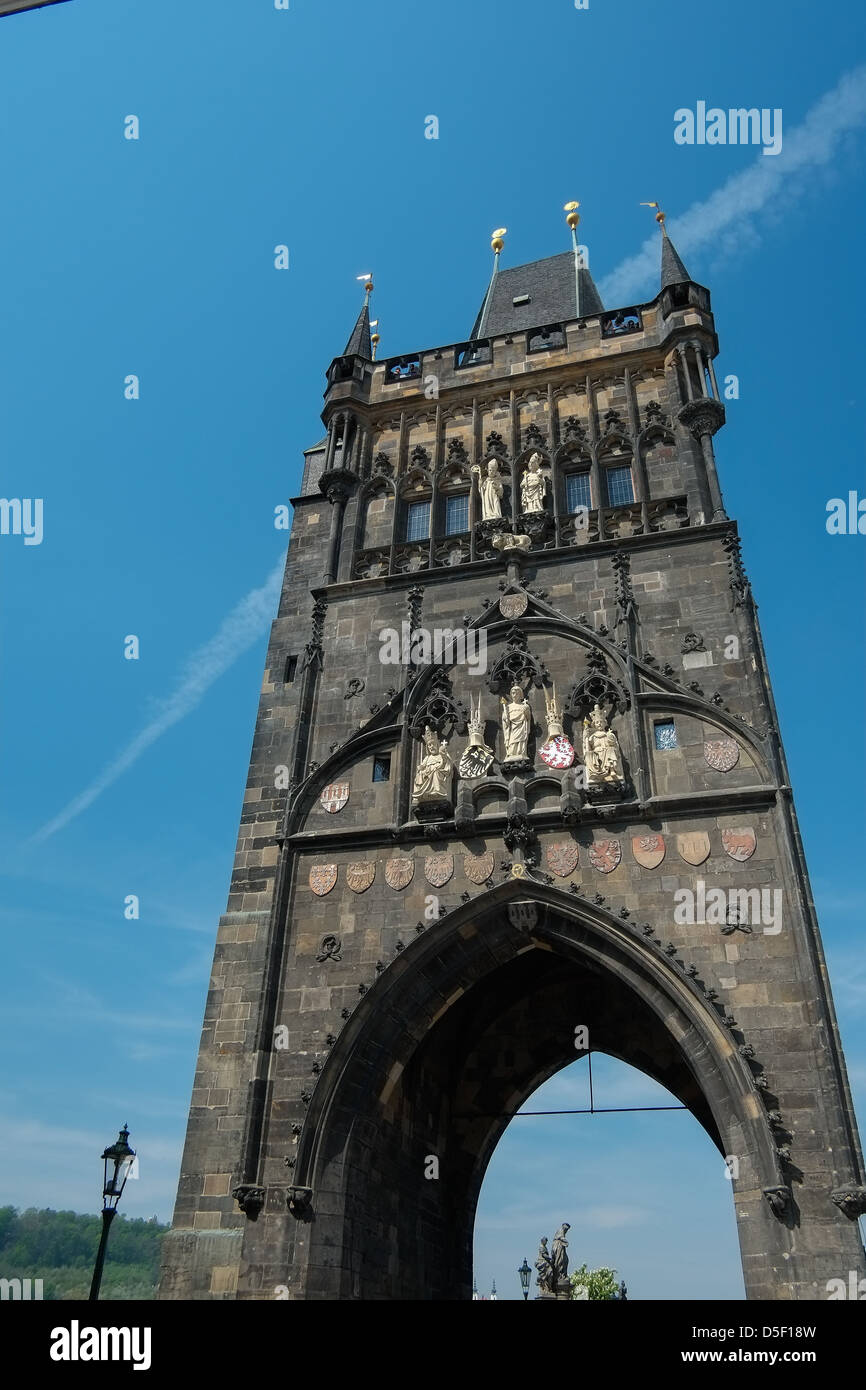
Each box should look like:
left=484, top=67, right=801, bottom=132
left=411, top=725, right=454, bottom=806
left=500, top=685, right=531, bottom=763
left=471, top=457, right=505, bottom=521
left=550, top=1222, right=570, bottom=1285
left=582, top=704, right=624, bottom=785
left=520, top=452, right=550, bottom=514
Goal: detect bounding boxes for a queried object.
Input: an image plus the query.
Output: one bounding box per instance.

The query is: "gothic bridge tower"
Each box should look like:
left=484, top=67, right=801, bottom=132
left=159, top=219, right=865, bottom=1300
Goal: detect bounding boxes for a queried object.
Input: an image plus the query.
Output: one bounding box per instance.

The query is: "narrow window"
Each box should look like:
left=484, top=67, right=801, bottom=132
left=445, top=493, right=469, bottom=536
left=373, top=755, right=391, bottom=783
left=654, top=720, right=677, bottom=751
left=284, top=654, right=299, bottom=683
left=565, top=472, right=592, bottom=513
left=405, top=501, right=431, bottom=542
left=606, top=465, right=635, bottom=506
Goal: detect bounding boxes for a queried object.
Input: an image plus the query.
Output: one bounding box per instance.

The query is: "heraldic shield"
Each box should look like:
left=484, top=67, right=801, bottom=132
left=704, top=739, right=740, bottom=772
left=320, top=782, right=349, bottom=813
left=425, top=853, right=454, bottom=887
left=546, top=840, right=579, bottom=877
left=677, top=831, right=711, bottom=865
left=589, top=839, right=621, bottom=873
left=309, top=864, right=338, bottom=896
left=508, top=902, right=537, bottom=929
left=464, top=851, right=494, bottom=885
left=632, top=834, right=665, bottom=869
left=539, top=735, right=575, bottom=770
left=722, top=827, right=757, bottom=862
left=385, top=857, right=414, bottom=890
left=347, top=862, right=376, bottom=893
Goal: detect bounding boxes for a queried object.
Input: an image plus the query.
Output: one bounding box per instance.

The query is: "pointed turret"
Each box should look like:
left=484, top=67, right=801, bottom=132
left=642, top=202, right=691, bottom=289
left=343, top=301, right=372, bottom=359
left=660, top=226, right=691, bottom=289
left=565, top=202, right=605, bottom=318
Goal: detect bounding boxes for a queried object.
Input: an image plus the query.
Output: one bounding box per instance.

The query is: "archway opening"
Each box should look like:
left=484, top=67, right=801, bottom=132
left=298, top=889, right=774, bottom=1300
left=472, top=1052, right=746, bottom=1300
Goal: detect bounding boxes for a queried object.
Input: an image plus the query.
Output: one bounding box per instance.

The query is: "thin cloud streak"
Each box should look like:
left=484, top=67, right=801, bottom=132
left=600, top=66, right=866, bottom=305
left=31, top=552, right=287, bottom=842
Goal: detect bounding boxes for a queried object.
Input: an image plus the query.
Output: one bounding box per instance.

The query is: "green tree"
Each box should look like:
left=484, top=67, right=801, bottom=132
left=569, top=1264, right=620, bottom=1300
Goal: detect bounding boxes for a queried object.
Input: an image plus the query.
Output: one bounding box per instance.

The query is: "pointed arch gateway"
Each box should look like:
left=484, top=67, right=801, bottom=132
left=291, top=878, right=790, bottom=1301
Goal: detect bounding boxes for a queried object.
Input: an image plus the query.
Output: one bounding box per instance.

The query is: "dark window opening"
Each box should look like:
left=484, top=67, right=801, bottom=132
left=373, top=755, right=391, bottom=783
left=284, top=655, right=299, bottom=683
left=454, top=339, right=492, bottom=369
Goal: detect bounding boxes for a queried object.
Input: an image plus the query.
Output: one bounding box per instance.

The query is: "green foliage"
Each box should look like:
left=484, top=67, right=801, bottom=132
left=0, top=1206, right=168, bottom=1300
left=569, top=1263, right=619, bottom=1300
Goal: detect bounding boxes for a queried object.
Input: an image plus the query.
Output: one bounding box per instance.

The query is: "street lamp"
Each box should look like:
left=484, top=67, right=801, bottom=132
left=89, top=1124, right=136, bottom=1301
left=518, top=1257, right=532, bottom=1301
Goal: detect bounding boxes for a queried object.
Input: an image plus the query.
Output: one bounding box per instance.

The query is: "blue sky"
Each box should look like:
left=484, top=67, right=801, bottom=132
left=0, top=0, right=864, bottom=1300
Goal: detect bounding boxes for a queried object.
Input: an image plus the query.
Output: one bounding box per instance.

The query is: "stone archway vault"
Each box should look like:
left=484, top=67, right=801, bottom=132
left=289, top=880, right=791, bottom=1300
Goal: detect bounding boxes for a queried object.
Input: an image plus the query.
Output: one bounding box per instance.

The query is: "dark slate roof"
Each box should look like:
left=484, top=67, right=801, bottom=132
left=343, top=302, right=372, bottom=358
left=471, top=251, right=605, bottom=338
left=661, top=230, right=691, bottom=289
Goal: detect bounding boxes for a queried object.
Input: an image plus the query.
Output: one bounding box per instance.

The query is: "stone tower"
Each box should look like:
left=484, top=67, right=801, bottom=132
left=159, top=221, right=865, bottom=1301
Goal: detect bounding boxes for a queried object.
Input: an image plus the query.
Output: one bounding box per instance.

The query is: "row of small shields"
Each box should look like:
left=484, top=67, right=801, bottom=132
left=309, top=831, right=756, bottom=895
left=544, top=828, right=756, bottom=876
left=309, top=851, right=496, bottom=896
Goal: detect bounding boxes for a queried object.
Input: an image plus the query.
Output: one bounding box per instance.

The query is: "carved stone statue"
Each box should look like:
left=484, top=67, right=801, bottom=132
left=471, top=457, right=504, bottom=521
left=411, top=725, right=454, bottom=806
left=500, top=685, right=531, bottom=764
left=582, top=704, right=624, bottom=785
left=520, top=452, right=549, bottom=514
left=535, top=1237, right=554, bottom=1294
left=550, top=1222, right=570, bottom=1285
left=458, top=693, right=494, bottom=779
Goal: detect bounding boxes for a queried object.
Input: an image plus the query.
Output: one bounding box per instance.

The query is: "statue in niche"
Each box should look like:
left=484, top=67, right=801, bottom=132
left=520, top=452, right=550, bottom=514
left=412, top=725, right=454, bottom=806
left=582, top=703, right=624, bottom=784
left=500, top=685, right=532, bottom=764
left=458, top=693, right=494, bottom=779
left=471, top=457, right=505, bottom=521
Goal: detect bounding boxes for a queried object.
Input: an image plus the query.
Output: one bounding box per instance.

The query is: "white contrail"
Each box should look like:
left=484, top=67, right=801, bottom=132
left=599, top=65, right=866, bottom=306
left=31, top=552, right=287, bottom=842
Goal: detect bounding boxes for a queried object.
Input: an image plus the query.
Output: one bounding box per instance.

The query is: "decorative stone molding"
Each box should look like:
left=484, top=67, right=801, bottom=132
left=677, top=398, right=725, bottom=439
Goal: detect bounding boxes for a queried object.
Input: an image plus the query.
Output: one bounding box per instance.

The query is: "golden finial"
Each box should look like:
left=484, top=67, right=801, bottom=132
left=564, top=200, right=580, bottom=231
left=491, top=227, right=507, bottom=254
left=356, top=272, right=374, bottom=303
left=640, top=201, right=666, bottom=230
left=370, top=319, right=380, bottom=360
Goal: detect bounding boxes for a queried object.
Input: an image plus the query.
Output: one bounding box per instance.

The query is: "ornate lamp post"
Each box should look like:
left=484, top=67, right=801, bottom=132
left=518, top=1257, right=532, bottom=1301
left=89, top=1125, right=136, bottom=1301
